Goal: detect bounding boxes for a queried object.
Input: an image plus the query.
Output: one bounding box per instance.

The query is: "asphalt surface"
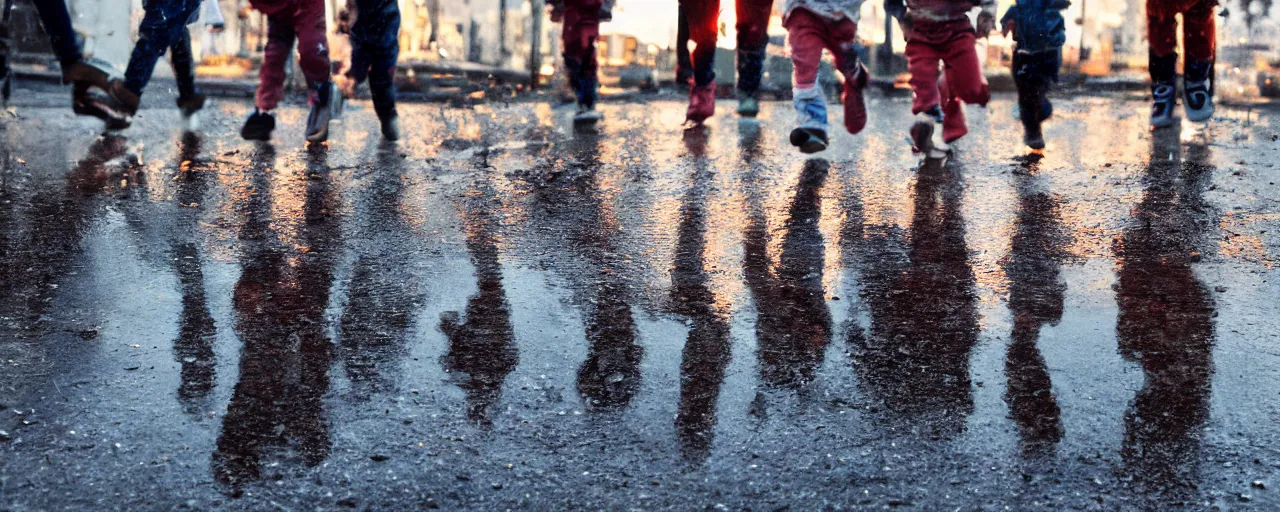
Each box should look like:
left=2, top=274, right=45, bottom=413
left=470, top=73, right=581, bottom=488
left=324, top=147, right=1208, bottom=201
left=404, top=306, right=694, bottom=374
left=2, top=86, right=1280, bottom=510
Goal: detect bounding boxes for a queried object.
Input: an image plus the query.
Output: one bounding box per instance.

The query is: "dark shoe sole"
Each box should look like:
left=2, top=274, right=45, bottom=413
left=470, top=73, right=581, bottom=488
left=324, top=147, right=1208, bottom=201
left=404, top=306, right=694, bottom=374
left=790, top=128, right=828, bottom=154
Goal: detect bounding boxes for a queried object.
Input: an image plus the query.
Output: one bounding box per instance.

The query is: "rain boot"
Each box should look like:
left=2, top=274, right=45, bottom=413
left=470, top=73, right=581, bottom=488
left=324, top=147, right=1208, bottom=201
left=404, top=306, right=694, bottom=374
left=1149, top=50, right=1178, bottom=130
left=1184, top=59, right=1214, bottom=123
left=378, top=108, right=401, bottom=141
left=839, top=59, right=869, bottom=134
left=788, top=85, right=828, bottom=154
left=735, top=43, right=766, bottom=117
left=686, top=80, right=716, bottom=124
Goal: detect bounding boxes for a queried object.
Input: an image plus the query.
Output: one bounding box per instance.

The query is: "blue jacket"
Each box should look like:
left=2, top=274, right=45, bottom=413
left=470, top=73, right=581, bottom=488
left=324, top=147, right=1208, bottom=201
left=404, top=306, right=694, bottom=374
left=1001, top=0, right=1069, bottom=54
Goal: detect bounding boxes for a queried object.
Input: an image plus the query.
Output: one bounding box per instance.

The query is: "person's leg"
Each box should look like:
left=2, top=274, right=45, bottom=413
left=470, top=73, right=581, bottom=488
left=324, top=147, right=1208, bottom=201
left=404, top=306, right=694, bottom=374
left=368, top=45, right=399, bottom=120
left=562, top=0, right=602, bottom=114
left=1181, top=0, right=1217, bottom=122
left=123, top=0, right=188, bottom=98
left=32, top=0, right=82, bottom=67
left=681, top=0, right=719, bottom=122
left=906, top=40, right=943, bottom=115
left=255, top=16, right=295, bottom=111
left=735, top=0, right=772, bottom=97
left=785, top=9, right=829, bottom=152
left=291, top=0, right=333, bottom=105
left=675, top=7, right=692, bottom=85
left=1146, top=0, right=1179, bottom=128
left=822, top=17, right=867, bottom=134
left=1181, top=0, right=1216, bottom=64
left=939, top=30, right=987, bottom=142
left=680, top=0, right=719, bottom=87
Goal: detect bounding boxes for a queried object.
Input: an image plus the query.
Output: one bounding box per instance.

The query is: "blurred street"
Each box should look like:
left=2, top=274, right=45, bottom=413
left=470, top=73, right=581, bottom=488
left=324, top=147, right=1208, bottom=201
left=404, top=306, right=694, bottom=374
left=2, top=86, right=1280, bottom=510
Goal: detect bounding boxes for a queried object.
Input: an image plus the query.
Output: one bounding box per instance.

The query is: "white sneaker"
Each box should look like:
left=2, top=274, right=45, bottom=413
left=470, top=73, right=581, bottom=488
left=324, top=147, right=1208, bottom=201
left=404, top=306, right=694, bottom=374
left=909, top=109, right=948, bottom=158
left=573, top=105, right=603, bottom=124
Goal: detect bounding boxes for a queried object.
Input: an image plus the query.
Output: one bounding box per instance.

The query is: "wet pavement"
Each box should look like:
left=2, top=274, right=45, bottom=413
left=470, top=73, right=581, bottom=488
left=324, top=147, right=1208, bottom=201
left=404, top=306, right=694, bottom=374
left=2, top=88, right=1280, bottom=510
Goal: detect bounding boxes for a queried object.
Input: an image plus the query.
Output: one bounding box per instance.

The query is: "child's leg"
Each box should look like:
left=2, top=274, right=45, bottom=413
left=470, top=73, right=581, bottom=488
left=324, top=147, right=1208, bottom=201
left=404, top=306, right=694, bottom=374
left=32, top=0, right=82, bottom=67
left=169, top=26, right=197, bottom=99
left=734, top=0, right=772, bottom=95
left=290, top=0, right=333, bottom=104
left=939, top=31, right=988, bottom=142
left=820, top=17, right=866, bottom=134
left=255, top=17, right=295, bottom=111
left=561, top=0, right=602, bottom=108
left=906, top=40, right=944, bottom=115
left=786, top=10, right=827, bottom=92
left=1182, top=0, right=1216, bottom=78
left=1145, top=0, right=1180, bottom=65
left=680, top=0, right=719, bottom=87
left=123, top=0, right=196, bottom=97
left=368, top=44, right=400, bottom=119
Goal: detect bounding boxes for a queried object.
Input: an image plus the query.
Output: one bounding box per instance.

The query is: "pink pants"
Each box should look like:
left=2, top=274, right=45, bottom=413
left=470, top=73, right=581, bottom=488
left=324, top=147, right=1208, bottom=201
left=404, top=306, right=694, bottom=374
left=251, top=0, right=331, bottom=111
left=785, top=9, right=858, bottom=89
left=906, top=21, right=989, bottom=142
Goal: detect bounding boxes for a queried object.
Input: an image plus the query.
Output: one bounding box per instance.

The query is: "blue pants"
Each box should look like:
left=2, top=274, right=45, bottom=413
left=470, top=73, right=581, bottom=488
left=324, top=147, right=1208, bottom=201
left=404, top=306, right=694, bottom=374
left=349, top=14, right=400, bottom=118
left=33, top=0, right=82, bottom=67
left=1012, top=49, right=1061, bottom=126
left=123, top=0, right=202, bottom=98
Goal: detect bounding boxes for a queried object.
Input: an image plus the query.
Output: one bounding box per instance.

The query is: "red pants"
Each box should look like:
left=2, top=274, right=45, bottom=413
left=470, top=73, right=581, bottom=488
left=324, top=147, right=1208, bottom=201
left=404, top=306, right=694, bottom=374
left=906, top=21, right=989, bottom=142
left=785, top=9, right=858, bottom=89
left=251, top=0, right=331, bottom=110
left=678, top=0, right=720, bottom=85
left=1147, top=0, right=1216, bottom=60
left=735, top=0, right=774, bottom=49
left=561, top=0, right=602, bottom=81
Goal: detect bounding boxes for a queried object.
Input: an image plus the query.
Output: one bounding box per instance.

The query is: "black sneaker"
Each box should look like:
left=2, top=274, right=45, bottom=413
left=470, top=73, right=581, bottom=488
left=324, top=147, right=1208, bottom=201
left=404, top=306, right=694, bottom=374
left=305, top=82, right=336, bottom=143
left=241, top=109, right=275, bottom=140
left=789, top=127, right=828, bottom=154
left=379, top=114, right=400, bottom=141
left=177, top=93, right=206, bottom=133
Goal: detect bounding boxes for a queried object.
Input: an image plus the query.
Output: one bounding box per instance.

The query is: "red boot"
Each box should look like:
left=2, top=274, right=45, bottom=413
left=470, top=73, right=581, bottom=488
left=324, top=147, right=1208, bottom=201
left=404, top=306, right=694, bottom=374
left=841, top=61, right=869, bottom=134
left=686, top=81, right=716, bottom=124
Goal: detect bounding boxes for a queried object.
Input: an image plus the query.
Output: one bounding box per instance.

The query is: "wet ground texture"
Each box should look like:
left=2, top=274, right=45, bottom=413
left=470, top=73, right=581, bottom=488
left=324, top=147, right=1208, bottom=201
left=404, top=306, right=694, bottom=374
left=2, top=87, right=1280, bottom=510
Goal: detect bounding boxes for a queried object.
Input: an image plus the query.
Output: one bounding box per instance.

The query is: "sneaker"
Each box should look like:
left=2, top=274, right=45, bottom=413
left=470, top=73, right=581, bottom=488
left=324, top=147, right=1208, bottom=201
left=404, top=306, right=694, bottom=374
left=736, top=92, right=759, bottom=118
left=789, top=127, right=828, bottom=154
left=910, top=107, right=948, bottom=158
left=1149, top=82, right=1177, bottom=130
left=380, top=114, right=400, bottom=141
left=841, top=61, right=869, bottom=134
left=305, top=82, right=337, bottom=143
left=791, top=86, right=828, bottom=154
left=573, top=104, right=604, bottom=124
left=1184, top=60, right=1214, bottom=123
left=686, top=80, right=716, bottom=124
left=177, top=93, right=206, bottom=133
left=241, top=109, right=275, bottom=140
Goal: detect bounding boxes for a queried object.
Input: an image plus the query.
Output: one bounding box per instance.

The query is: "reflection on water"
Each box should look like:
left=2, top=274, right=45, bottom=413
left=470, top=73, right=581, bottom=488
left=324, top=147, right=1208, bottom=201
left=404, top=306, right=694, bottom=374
left=168, top=134, right=218, bottom=414
left=1116, top=129, right=1217, bottom=498
left=853, top=158, right=979, bottom=439
left=0, top=135, right=127, bottom=337
left=1003, top=158, right=1068, bottom=456
left=440, top=149, right=518, bottom=426
left=340, top=144, right=422, bottom=397
left=214, top=145, right=339, bottom=488
left=672, top=127, right=731, bottom=461
left=744, top=157, right=833, bottom=390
